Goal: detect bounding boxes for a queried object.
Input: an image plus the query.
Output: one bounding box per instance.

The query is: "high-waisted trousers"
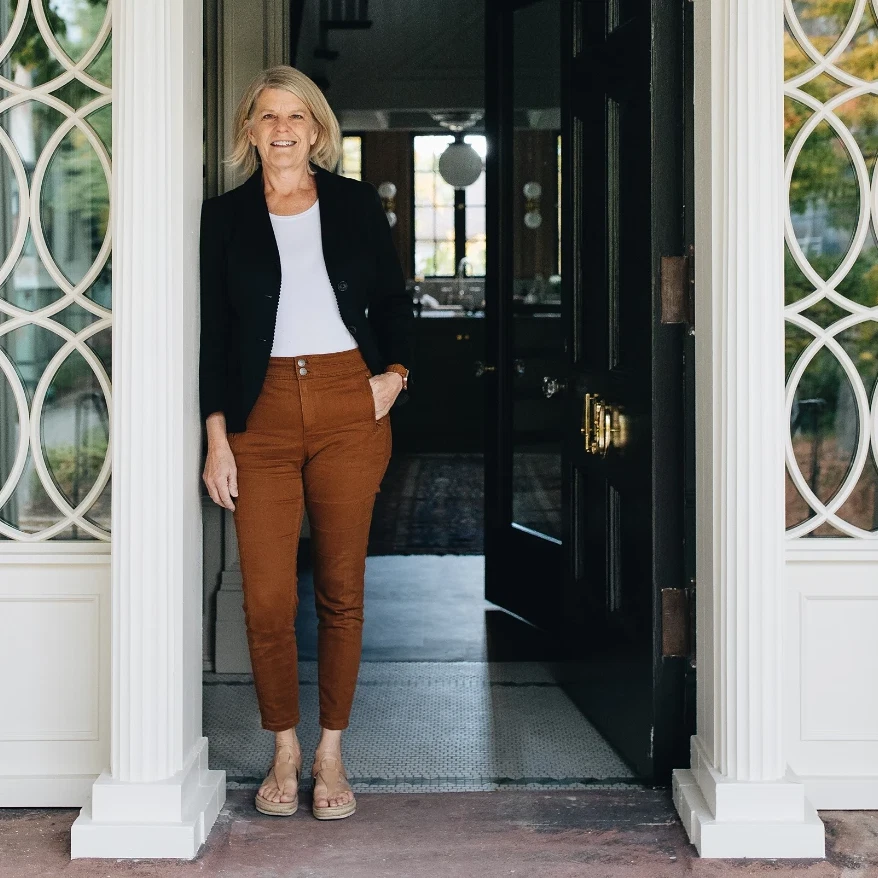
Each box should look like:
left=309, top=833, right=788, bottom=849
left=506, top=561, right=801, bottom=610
left=227, top=348, right=392, bottom=731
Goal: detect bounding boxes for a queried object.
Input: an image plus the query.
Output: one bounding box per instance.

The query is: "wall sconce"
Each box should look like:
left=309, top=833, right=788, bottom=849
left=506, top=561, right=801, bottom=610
left=377, top=181, right=397, bottom=227
left=523, top=181, right=542, bottom=229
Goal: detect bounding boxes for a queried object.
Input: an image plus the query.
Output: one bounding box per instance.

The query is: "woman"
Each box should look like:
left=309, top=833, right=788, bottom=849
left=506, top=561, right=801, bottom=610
left=199, top=65, right=413, bottom=820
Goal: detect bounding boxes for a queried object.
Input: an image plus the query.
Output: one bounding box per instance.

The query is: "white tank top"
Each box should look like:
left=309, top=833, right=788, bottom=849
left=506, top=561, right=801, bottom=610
left=268, top=198, right=357, bottom=357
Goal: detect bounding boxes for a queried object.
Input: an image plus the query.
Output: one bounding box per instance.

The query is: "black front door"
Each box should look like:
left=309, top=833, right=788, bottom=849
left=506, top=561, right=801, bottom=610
left=484, top=0, right=692, bottom=781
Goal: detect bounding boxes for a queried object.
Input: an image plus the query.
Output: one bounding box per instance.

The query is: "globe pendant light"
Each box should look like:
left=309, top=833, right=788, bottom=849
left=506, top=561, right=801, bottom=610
left=429, top=110, right=484, bottom=190
left=438, top=142, right=483, bottom=189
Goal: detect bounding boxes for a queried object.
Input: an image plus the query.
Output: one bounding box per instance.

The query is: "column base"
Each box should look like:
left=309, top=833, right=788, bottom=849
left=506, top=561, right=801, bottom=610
left=673, top=739, right=825, bottom=859
left=70, top=737, right=226, bottom=860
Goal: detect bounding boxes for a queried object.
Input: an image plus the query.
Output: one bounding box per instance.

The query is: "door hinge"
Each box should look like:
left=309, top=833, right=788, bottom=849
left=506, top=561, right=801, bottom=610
left=661, top=582, right=694, bottom=659
left=660, top=246, right=695, bottom=330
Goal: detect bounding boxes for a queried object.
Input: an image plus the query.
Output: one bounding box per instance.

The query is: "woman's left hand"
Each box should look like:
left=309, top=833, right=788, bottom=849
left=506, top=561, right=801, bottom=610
left=369, top=372, right=404, bottom=420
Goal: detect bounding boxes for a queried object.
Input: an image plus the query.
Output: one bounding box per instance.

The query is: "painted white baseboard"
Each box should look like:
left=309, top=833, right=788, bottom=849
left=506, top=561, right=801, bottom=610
left=795, top=775, right=878, bottom=811
left=70, top=737, right=226, bottom=860
left=0, top=774, right=97, bottom=807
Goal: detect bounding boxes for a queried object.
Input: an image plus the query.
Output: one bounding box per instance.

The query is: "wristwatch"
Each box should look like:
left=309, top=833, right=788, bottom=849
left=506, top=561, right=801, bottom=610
left=384, top=363, right=409, bottom=391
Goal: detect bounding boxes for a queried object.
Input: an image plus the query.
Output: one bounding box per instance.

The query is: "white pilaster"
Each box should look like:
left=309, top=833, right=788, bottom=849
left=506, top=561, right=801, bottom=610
left=671, top=0, right=824, bottom=859
left=70, top=0, right=225, bottom=859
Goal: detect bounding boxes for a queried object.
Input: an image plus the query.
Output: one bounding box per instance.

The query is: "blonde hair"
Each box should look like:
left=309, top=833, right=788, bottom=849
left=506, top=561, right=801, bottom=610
left=226, top=65, right=342, bottom=177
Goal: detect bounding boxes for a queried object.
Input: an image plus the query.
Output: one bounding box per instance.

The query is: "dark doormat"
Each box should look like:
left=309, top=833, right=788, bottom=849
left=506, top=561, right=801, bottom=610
left=369, top=453, right=484, bottom=554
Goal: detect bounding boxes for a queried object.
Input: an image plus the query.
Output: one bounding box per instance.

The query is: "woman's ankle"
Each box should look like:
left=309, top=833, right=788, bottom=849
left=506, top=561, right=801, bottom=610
left=274, top=728, right=300, bottom=752
left=315, top=727, right=343, bottom=755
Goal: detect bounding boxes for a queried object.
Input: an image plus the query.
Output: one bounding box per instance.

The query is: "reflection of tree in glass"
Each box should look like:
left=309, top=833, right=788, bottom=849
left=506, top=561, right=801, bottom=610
left=6, top=2, right=111, bottom=290
left=0, top=1, right=110, bottom=538
left=785, top=2, right=878, bottom=225
left=785, top=1, right=878, bottom=532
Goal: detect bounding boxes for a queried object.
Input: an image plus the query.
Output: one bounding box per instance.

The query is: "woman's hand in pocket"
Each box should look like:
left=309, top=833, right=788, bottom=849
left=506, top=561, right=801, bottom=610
left=203, top=437, right=238, bottom=511
left=369, top=372, right=403, bottom=419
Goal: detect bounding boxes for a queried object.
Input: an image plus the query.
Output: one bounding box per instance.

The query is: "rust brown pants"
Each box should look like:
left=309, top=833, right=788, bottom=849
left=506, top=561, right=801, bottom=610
left=227, top=348, right=392, bottom=731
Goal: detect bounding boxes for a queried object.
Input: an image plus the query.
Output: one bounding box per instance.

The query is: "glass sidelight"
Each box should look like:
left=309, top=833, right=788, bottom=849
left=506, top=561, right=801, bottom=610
left=0, top=1, right=111, bottom=540
left=784, top=1, right=878, bottom=537
left=510, top=0, right=563, bottom=541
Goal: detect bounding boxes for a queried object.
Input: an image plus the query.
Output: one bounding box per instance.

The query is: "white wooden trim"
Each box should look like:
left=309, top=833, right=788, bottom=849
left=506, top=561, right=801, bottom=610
left=70, top=0, right=225, bottom=859
left=0, top=775, right=98, bottom=808
left=786, top=539, right=878, bottom=562
left=790, top=773, right=878, bottom=811
left=673, top=0, right=825, bottom=858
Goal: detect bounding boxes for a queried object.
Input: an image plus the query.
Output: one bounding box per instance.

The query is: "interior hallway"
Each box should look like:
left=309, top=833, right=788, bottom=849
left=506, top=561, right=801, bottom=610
left=204, top=555, right=638, bottom=792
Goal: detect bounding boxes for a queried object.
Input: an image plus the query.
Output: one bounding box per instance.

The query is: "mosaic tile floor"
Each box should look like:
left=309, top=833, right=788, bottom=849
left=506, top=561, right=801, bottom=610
left=204, top=661, right=639, bottom=793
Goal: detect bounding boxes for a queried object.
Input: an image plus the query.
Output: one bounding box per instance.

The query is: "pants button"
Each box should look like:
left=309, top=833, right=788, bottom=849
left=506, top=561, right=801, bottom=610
left=297, top=358, right=306, bottom=366
left=299, top=367, right=308, bottom=375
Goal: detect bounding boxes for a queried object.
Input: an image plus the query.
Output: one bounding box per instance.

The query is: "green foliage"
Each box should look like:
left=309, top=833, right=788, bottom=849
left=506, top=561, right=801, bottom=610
left=786, top=1, right=878, bottom=444
left=29, top=428, right=108, bottom=509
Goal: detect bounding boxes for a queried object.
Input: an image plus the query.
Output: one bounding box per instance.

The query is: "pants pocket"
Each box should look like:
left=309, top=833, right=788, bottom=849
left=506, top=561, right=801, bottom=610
left=363, top=371, right=378, bottom=426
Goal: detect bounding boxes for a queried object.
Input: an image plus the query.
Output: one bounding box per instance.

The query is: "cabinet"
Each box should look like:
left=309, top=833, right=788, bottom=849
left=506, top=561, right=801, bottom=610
left=390, top=311, right=563, bottom=453
left=391, top=316, right=486, bottom=452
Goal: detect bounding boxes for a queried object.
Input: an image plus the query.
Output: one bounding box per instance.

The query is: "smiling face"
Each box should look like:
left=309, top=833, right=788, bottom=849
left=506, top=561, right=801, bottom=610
left=246, top=87, right=320, bottom=173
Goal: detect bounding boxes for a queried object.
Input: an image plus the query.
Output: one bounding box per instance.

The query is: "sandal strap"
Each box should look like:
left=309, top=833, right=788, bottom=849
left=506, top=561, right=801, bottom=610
left=312, top=755, right=352, bottom=795
left=265, top=748, right=302, bottom=792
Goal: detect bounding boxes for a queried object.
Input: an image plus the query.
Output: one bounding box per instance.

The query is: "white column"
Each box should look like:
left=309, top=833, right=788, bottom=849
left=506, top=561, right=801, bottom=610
left=70, top=0, right=225, bottom=859
left=671, top=0, right=824, bottom=859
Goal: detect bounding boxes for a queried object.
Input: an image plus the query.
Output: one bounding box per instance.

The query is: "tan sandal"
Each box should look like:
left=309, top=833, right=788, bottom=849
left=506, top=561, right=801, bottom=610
left=255, top=745, right=302, bottom=816
left=311, top=754, right=357, bottom=820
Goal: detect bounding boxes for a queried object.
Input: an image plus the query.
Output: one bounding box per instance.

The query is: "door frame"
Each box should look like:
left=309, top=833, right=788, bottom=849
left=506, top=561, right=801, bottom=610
left=62, top=0, right=826, bottom=861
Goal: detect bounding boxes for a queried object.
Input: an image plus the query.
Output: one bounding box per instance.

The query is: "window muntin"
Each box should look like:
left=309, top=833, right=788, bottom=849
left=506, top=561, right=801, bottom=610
left=0, top=1, right=112, bottom=540
left=413, top=133, right=486, bottom=277
left=784, top=1, right=878, bottom=537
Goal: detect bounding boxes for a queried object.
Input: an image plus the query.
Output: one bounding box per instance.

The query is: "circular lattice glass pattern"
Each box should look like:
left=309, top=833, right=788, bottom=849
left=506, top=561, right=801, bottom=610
left=785, top=0, right=878, bottom=537
left=0, top=0, right=111, bottom=541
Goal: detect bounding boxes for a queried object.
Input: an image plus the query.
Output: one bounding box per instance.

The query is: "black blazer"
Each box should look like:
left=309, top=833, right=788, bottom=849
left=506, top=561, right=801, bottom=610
left=199, top=162, right=414, bottom=434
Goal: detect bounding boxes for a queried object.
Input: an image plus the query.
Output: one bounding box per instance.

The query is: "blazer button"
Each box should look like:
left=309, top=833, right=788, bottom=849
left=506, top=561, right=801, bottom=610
left=338, top=281, right=348, bottom=291
left=347, top=324, right=357, bottom=335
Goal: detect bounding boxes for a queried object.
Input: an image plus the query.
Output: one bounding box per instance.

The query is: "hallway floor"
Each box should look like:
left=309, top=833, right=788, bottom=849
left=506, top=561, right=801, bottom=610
left=4, top=790, right=878, bottom=876
left=204, top=555, right=634, bottom=791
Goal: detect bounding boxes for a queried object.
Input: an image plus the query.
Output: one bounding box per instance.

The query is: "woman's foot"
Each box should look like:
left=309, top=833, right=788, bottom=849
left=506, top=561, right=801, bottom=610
left=255, top=733, right=302, bottom=815
left=311, top=731, right=356, bottom=819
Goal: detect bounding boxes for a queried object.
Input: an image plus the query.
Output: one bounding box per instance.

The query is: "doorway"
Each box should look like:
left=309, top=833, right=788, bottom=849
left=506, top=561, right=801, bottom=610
left=483, top=0, right=694, bottom=782
left=201, top=0, right=693, bottom=794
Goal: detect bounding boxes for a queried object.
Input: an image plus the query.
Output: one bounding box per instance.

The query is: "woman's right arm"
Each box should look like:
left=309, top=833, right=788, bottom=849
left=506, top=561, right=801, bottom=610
left=199, top=199, right=238, bottom=511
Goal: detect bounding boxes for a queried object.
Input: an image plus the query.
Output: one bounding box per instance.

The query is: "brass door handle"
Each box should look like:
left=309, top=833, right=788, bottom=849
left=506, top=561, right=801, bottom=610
left=474, top=360, right=496, bottom=377
left=542, top=376, right=566, bottom=397
left=582, top=393, right=626, bottom=455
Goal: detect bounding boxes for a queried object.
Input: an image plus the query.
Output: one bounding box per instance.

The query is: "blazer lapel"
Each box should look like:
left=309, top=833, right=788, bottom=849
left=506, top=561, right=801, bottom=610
left=242, top=163, right=344, bottom=297
left=241, top=167, right=282, bottom=284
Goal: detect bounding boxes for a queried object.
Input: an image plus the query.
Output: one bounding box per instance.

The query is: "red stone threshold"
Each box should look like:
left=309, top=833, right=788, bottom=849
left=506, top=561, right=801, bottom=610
left=1, top=789, right=873, bottom=877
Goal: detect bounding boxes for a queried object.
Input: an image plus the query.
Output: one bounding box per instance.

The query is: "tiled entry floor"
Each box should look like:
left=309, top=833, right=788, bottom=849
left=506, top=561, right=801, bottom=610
left=204, top=555, right=639, bottom=792
left=204, top=662, right=637, bottom=792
